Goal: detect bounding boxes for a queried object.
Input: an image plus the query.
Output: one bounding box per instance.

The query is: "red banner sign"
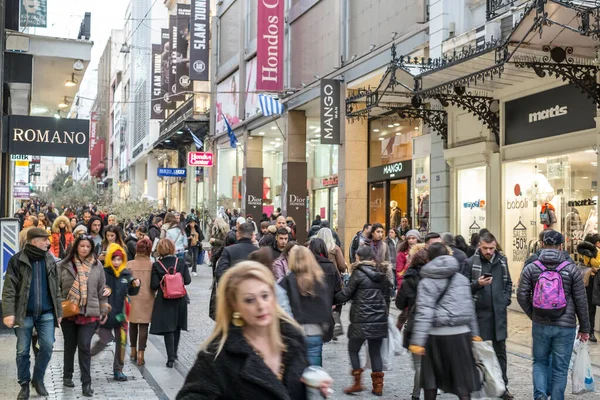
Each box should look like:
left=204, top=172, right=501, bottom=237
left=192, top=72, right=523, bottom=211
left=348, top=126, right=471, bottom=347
left=187, top=151, right=213, bottom=167
left=322, top=175, right=338, bottom=187
left=256, top=0, right=284, bottom=91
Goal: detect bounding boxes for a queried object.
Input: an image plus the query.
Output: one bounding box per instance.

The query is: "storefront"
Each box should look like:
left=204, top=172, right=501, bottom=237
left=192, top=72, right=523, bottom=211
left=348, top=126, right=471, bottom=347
left=367, top=116, right=425, bottom=231
left=457, top=166, right=487, bottom=240
left=216, top=144, right=244, bottom=211
left=501, top=84, right=598, bottom=294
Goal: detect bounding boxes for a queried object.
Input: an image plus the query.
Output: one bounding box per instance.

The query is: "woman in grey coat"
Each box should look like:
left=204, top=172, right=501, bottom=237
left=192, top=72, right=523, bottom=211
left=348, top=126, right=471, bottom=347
left=409, top=243, right=480, bottom=400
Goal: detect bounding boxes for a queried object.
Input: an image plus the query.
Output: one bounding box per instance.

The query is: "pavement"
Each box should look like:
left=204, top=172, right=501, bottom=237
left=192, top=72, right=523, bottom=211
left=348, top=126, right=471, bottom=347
left=2, top=264, right=600, bottom=399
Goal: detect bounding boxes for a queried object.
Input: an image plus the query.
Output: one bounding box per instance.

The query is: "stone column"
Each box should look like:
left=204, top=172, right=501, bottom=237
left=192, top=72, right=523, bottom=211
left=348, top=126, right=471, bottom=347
left=430, top=133, right=450, bottom=232
left=339, top=117, right=368, bottom=261
left=282, top=110, right=307, bottom=244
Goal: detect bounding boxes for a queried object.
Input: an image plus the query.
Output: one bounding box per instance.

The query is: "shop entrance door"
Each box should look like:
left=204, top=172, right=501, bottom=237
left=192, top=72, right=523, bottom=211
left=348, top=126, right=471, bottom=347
left=368, top=178, right=410, bottom=231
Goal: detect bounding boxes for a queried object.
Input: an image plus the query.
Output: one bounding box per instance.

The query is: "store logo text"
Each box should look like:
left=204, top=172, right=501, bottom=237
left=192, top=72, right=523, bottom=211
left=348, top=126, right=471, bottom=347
left=528, top=105, right=568, bottom=123
left=463, top=200, right=485, bottom=209
left=506, top=198, right=529, bottom=209
left=383, top=163, right=403, bottom=175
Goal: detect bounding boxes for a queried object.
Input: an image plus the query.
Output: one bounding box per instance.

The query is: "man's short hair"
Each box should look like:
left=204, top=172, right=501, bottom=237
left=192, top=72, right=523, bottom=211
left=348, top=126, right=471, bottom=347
left=260, top=221, right=270, bottom=229
left=480, top=232, right=497, bottom=244
left=441, top=232, right=455, bottom=246
left=363, top=223, right=371, bottom=231
left=238, top=222, right=254, bottom=238
left=153, top=216, right=163, bottom=225
left=276, top=227, right=289, bottom=237
left=424, top=232, right=441, bottom=244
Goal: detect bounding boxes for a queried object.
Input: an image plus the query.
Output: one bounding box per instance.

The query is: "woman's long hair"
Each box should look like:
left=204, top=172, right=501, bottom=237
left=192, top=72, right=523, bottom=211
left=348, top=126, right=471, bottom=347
left=211, top=217, right=229, bottom=238
left=65, top=235, right=96, bottom=264
left=288, top=246, right=324, bottom=297
left=52, top=216, right=72, bottom=234
left=316, top=228, right=336, bottom=253
left=201, top=261, right=300, bottom=357
left=164, top=212, right=185, bottom=235
left=102, top=225, right=126, bottom=250
left=308, top=238, right=329, bottom=259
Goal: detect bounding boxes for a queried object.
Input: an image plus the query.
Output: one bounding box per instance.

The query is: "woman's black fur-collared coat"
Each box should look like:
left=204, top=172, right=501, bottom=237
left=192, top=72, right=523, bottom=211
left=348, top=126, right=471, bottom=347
left=176, top=322, right=308, bottom=400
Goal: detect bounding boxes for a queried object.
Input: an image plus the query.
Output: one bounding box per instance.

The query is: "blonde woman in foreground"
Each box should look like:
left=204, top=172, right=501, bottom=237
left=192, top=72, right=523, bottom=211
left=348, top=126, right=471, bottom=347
left=176, top=262, right=332, bottom=400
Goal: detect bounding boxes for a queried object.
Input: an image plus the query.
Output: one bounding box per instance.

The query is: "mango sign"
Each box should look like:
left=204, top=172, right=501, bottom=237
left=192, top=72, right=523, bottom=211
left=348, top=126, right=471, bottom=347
left=187, top=151, right=213, bottom=167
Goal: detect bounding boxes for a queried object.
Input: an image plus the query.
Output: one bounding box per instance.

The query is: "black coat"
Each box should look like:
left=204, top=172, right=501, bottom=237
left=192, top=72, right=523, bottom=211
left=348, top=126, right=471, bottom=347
left=215, top=238, right=258, bottom=282
left=103, top=267, right=140, bottom=328
left=148, top=225, right=161, bottom=243
left=314, top=254, right=342, bottom=301
left=395, top=266, right=422, bottom=348
left=125, top=236, right=138, bottom=261
left=334, top=261, right=391, bottom=339
left=150, top=256, right=192, bottom=334
left=451, top=246, right=468, bottom=265
left=177, top=322, right=308, bottom=400
left=279, top=273, right=331, bottom=326
left=462, top=251, right=512, bottom=341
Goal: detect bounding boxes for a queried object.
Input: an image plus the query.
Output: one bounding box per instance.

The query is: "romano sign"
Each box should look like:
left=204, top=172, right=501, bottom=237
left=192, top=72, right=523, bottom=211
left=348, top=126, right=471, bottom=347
left=5, top=116, right=89, bottom=158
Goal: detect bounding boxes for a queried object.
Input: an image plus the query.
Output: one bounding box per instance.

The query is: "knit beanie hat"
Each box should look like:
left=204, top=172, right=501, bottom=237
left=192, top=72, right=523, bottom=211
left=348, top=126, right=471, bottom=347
left=406, top=229, right=422, bottom=240
left=112, top=249, right=125, bottom=259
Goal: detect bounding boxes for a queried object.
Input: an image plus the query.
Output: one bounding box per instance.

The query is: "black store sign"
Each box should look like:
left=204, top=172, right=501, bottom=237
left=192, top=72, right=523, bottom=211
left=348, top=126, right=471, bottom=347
left=190, top=0, right=209, bottom=81
left=6, top=116, right=89, bottom=158
left=320, top=79, right=341, bottom=145
left=244, top=167, right=263, bottom=223
left=368, top=160, right=412, bottom=182
left=283, top=162, right=308, bottom=244
left=504, top=84, right=596, bottom=146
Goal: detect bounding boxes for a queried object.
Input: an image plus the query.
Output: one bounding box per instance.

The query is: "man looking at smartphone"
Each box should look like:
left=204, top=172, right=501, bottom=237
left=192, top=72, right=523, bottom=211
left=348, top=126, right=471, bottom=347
left=461, top=231, right=513, bottom=400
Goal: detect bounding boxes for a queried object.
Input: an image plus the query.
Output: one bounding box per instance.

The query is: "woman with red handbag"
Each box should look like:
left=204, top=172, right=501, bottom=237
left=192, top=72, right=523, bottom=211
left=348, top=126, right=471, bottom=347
left=150, top=238, right=192, bottom=368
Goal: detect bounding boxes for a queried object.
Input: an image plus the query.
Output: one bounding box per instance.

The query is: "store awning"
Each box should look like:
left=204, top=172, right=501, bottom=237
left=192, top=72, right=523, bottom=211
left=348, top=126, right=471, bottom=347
left=154, top=97, right=209, bottom=150
left=507, top=0, right=600, bottom=59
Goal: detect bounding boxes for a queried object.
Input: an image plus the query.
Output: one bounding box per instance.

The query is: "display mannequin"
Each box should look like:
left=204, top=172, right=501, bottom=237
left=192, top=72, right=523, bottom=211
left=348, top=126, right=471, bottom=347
left=418, top=191, right=430, bottom=233
left=584, top=208, right=598, bottom=236
left=389, top=200, right=402, bottom=230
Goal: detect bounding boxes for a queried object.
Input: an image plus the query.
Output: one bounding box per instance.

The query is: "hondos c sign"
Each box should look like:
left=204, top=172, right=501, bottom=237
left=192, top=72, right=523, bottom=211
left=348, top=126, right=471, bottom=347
left=7, top=116, right=90, bottom=158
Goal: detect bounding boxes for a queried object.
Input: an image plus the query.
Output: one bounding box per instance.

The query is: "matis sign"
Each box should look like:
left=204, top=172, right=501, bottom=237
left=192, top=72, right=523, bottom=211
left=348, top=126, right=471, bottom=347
left=187, top=151, right=213, bottom=167
left=256, top=0, right=284, bottom=91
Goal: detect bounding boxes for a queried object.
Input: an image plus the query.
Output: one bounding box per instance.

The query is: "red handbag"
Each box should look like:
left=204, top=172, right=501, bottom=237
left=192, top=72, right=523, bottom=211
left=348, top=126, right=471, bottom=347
left=157, top=258, right=187, bottom=299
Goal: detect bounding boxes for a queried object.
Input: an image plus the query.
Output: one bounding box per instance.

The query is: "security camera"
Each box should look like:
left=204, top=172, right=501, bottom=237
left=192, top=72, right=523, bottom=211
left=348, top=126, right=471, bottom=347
left=73, top=59, right=84, bottom=71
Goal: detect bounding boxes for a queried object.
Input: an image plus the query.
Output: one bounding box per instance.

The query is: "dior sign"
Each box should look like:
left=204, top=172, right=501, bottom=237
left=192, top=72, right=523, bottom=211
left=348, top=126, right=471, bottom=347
left=283, top=162, right=308, bottom=244
left=245, top=168, right=264, bottom=223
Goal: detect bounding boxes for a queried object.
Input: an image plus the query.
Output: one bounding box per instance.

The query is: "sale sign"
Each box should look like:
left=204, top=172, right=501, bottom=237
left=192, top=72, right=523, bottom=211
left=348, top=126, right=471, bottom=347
left=187, top=151, right=213, bottom=167
left=256, top=0, right=284, bottom=91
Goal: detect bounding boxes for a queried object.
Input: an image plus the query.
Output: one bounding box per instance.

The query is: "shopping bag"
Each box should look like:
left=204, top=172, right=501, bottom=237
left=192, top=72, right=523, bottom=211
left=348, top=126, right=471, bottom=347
left=332, top=311, right=344, bottom=338
left=472, top=341, right=505, bottom=398
left=572, top=340, right=595, bottom=394
left=388, top=315, right=405, bottom=356
left=363, top=338, right=394, bottom=371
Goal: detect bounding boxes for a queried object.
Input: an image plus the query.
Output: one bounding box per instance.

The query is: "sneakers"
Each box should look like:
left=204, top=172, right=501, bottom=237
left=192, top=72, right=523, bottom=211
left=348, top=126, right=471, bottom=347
left=114, top=371, right=128, bottom=381
left=63, top=378, right=75, bottom=388
left=503, top=390, right=515, bottom=400
left=192, top=272, right=198, bottom=277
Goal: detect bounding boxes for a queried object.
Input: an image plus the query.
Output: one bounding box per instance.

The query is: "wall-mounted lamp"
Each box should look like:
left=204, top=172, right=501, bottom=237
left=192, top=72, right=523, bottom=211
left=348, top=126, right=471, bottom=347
left=58, top=96, right=70, bottom=109
left=65, top=73, right=78, bottom=87
left=120, top=43, right=131, bottom=53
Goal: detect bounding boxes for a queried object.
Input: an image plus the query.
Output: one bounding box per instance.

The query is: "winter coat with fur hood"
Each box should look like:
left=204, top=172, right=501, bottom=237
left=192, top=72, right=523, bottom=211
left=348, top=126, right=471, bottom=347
left=334, top=261, right=393, bottom=339
left=410, top=255, right=479, bottom=347
left=577, top=241, right=600, bottom=287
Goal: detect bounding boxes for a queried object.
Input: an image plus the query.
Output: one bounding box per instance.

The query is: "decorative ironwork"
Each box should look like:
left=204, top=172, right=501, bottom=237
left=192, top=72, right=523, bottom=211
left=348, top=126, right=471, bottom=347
left=387, top=106, right=449, bottom=146
left=513, top=45, right=600, bottom=104
left=418, top=64, right=506, bottom=98
left=434, top=92, right=500, bottom=144
left=487, top=0, right=521, bottom=21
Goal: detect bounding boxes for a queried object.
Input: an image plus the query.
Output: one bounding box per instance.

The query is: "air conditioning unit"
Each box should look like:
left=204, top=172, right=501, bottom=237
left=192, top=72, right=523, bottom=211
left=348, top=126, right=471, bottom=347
left=475, top=21, right=501, bottom=49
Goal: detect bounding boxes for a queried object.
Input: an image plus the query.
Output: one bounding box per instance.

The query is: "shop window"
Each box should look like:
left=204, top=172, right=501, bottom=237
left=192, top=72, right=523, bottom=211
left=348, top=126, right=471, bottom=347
left=369, top=182, right=386, bottom=226
left=458, top=166, right=487, bottom=241
left=217, top=147, right=243, bottom=210
left=504, top=151, right=598, bottom=293
left=414, top=157, right=430, bottom=234
left=369, top=117, right=421, bottom=168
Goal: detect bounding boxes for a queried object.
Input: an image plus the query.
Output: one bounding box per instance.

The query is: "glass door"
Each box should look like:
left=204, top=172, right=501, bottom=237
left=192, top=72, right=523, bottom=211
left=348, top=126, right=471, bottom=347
left=389, top=179, right=409, bottom=230
left=369, top=182, right=386, bottom=226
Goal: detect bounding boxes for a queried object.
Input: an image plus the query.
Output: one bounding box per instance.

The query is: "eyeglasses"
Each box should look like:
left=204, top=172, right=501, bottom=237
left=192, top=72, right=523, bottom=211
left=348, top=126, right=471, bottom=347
left=78, top=234, right=93, bottom=240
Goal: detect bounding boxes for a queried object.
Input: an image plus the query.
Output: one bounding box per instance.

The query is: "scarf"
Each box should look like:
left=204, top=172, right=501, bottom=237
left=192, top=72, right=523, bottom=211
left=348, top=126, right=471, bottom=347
left=24, top=244, right=47, bottom=261
left=471, top=249, right=508, bottom=301
left=70, top=256, right=94, bottom=307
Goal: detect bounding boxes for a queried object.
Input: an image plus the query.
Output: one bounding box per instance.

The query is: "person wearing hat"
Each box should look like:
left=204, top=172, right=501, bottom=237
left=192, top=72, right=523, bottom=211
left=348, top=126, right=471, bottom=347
left=395, top=229, right=423, bottom=289
left=2, top=228, right=62, bottom=399
left=90, top=243, right=140, bottom=382
left=518, top=229, right=590, bottom=400
left=462, top=231, right=514, bottom=400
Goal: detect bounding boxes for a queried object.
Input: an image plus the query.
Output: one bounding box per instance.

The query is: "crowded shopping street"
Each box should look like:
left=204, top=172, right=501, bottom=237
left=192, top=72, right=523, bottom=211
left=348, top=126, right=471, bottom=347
left=3, top=0, right=600, bottom=399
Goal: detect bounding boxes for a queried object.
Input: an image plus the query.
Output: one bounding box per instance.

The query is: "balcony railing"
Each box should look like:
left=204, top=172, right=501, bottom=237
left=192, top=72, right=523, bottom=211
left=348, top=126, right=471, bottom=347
left=486, top=0, right=527, bottom=20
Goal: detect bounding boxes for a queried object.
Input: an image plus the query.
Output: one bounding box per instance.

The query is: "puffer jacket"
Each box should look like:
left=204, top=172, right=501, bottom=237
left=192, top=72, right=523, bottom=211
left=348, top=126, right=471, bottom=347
left=410, top=255, right=479, bottom=347
left=334, top=261, right=392, bottom=339
left=577, top=241, right=600, bottom=287
left=518, top=249, right=590, bottom=333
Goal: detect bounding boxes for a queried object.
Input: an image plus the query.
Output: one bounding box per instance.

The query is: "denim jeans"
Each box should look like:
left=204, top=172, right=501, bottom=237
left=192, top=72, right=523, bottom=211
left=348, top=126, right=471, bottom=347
left=14, top=312, right=56, bottom=385
left=532, top=322, right=576, bottom=400
left=306, top=335, right=324, bottom=366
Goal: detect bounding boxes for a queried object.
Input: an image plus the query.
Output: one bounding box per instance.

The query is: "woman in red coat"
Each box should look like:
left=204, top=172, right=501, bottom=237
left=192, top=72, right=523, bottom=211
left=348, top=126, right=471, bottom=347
left=395, top=230, right=422, bottom=288
left=51, top=215, right=75, bottom=259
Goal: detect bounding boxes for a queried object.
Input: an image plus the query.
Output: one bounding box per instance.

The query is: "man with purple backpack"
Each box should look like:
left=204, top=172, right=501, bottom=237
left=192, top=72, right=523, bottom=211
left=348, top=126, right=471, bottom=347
left=518, top=230, right=590, bottom=400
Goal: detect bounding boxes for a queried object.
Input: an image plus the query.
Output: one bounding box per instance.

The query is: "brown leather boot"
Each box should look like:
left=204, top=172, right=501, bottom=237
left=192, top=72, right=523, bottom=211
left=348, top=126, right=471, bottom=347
left=130, top=347, right=137, bottom=361
left=344, top=369, right=365, bottom=394
left=137, top=350, right=145, bottom=366
left=371, top=372, right=384, bottom=396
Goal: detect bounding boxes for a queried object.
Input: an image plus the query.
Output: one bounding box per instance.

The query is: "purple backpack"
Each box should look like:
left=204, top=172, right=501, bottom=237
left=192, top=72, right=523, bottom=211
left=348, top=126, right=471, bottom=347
left=532, top=260, right=570, bottom=318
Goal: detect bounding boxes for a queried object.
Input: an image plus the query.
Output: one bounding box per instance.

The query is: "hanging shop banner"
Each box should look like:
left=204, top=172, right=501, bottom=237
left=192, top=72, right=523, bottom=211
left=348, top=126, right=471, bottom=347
left=6, top=116, right=89, bottom=158
left=244, top=167, right=264, bottom=223
left=190, top=0, right=209, bottom=81
left=505, top=84, right=596, bottom=146
left=187, top=151, right=213, bottom=167
left=157, top=168, right=187, bottom=177
left=14, top=161, right=29, bottom=185
left=161, top=28, right=175, bottom=110
left=89, top=112, right=98, bottom=152
left=14, top=186, right=30, bottom=199
left=20, top=0, right=47, bottom=28
left=170, top=5, right=191, bottom=101
left=151, top=44, right=165, bottom=120
left=283, top=162, right=308, bottom=244
left=320, top=79, right=341, bottom=145
left=257, top=0, right=284, bottom=91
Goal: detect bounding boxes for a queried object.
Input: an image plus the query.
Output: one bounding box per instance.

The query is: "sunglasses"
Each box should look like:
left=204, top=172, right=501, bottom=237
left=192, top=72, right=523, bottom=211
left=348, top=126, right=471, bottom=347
left=78, top=234, right=93, bottom=240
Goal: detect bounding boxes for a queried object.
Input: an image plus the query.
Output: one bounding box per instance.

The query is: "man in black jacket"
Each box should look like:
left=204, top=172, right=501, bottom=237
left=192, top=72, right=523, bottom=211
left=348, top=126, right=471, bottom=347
left=518, top=230, right=590, bottom=400
left=461, top=232, right=513, bottom=400
left=2, top=228, right=62, bottom=399
left=216, top=223, right=257, bottom=282
left=148, top=216, right=163, bottom=243
left=442, top=232, right=467, bottom=265
left=349, top=224, right=371, bottom=263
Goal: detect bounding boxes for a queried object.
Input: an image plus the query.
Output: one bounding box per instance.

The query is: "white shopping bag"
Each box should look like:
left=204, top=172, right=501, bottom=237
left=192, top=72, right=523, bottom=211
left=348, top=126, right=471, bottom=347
left=388, top=315, right=406, bottom=356
left=472, top=341, right=506, bottom=399
left=362, top=338, right=394, bottom=371
left=572, top=340, right=595, bottom=394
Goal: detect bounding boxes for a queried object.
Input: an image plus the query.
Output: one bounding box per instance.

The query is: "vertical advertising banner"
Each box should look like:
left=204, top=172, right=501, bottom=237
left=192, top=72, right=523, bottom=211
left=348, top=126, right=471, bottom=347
left=320, top=79, right=341, bottom=145
left=283, top=162, right=308, bottom=244
left=20, top=0, right=47, bottom=28
left=161, top=28, right=175, bottom=110
left=89, top=112, right=98, bottom=153
left=256, top=0, right=284, bottom=91
left=170, top=5, right=191, bottom=102
left=151, top=44, right=165, bottom=120
left=190, top=0, right=210, bottom=81
left=244, top=168, right=264, bottom=223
